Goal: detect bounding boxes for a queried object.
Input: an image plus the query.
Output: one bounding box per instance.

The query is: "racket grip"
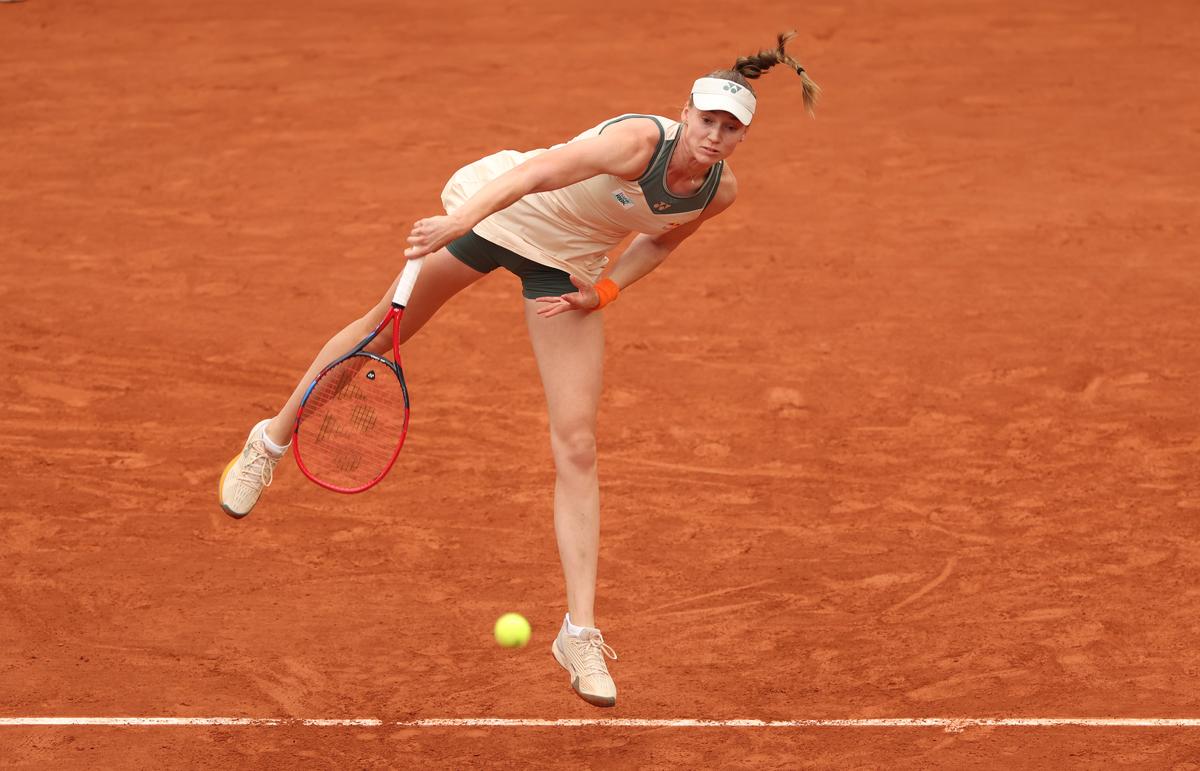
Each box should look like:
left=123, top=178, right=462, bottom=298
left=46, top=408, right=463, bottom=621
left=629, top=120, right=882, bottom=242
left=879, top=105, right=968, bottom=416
left=392, top=257, right=425, bottom=308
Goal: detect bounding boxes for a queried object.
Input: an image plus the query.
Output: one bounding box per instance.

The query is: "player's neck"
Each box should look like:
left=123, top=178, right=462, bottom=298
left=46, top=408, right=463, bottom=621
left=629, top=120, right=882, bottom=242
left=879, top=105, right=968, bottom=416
left=665, top=138, right=712, bottom=195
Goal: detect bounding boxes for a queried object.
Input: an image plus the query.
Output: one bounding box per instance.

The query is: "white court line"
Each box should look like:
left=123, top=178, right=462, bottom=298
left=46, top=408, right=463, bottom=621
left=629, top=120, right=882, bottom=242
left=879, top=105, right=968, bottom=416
left=2, top=718, right=1200, bottom=732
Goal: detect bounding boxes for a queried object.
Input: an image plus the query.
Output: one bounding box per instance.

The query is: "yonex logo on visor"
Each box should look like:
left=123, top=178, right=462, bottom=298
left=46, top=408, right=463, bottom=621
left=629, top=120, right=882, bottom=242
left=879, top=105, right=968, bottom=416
left=690, top=77, right=757, bottom=125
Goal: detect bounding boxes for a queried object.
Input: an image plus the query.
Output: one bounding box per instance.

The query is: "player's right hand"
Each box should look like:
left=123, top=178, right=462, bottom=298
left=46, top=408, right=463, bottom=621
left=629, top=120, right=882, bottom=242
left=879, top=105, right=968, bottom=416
left=404, top=214, right=468, bottom=258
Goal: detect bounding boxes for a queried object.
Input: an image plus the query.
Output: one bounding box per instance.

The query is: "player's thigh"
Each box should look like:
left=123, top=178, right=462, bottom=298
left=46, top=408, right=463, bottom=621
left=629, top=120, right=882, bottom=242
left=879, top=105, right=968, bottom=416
left=524, top=300, right=604, bottom=439
left=363, top=248, right=485, bottom=352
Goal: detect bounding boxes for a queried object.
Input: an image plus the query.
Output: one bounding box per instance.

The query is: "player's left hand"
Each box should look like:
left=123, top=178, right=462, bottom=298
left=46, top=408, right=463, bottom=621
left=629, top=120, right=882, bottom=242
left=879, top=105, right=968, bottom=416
left=534, top=275, right=600, bottom=317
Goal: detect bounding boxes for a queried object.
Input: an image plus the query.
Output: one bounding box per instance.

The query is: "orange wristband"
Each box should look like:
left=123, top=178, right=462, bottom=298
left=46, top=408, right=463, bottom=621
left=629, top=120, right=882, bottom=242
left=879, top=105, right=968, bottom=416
left=594, top=278, right=620, bottom=309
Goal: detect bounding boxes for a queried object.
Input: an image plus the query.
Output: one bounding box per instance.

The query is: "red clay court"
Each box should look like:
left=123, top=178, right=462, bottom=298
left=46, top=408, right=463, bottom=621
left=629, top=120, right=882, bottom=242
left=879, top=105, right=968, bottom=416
left=2, top=0, right=1199, bottom=767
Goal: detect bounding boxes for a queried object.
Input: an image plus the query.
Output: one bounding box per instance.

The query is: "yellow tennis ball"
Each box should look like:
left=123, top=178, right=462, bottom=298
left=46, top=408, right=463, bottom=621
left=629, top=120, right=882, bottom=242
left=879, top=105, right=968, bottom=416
left=493, top=612, right=531, bottom=648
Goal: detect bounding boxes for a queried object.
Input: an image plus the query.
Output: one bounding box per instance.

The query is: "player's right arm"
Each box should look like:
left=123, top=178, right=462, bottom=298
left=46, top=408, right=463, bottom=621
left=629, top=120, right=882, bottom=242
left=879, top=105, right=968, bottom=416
left=404, top=120, right=660, bottom=258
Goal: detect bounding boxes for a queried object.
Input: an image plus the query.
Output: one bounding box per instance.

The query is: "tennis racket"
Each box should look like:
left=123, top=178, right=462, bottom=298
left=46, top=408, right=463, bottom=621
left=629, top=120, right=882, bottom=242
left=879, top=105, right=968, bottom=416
left=292, top=257, right=424, bottom=493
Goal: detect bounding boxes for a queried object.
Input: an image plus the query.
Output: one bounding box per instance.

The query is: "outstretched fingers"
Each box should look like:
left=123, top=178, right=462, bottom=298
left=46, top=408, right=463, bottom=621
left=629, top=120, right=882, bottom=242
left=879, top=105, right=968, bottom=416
left=534, top=275, right=604, bottom=317
left=535, top=296, right=577, bottom=318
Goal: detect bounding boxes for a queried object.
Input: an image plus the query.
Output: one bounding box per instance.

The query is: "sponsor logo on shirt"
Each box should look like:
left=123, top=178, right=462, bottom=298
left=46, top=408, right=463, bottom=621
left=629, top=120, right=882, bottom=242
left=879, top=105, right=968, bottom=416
left=612, top=191, right=634, bottom=208
left=652, top=201, right=672, bottom=212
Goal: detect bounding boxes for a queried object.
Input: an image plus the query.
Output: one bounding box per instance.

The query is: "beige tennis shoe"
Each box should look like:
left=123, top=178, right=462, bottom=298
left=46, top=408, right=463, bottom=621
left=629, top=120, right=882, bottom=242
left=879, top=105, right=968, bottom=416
left=219, top=419, right=284, bottom=519
left=551, top=616, right=619, bottom=707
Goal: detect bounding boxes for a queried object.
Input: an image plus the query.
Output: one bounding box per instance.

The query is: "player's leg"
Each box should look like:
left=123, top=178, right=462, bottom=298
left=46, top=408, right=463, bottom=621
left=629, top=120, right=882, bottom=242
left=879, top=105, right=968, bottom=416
left=219, top=248, right=486, bottom=519
left=523, top=298, right=618, bottom=707
left=525, top=301, right=604, bottom=626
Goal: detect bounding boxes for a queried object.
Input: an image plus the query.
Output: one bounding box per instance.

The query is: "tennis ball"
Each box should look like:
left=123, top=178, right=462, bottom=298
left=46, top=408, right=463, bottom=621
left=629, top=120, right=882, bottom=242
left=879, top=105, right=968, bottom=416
left=493, top=612, right=532, bottom=648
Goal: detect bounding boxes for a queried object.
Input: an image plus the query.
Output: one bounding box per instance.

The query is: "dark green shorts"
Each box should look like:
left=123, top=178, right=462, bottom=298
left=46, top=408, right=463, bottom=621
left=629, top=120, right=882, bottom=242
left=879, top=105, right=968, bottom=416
left=446, top=230, right=575, bottom=300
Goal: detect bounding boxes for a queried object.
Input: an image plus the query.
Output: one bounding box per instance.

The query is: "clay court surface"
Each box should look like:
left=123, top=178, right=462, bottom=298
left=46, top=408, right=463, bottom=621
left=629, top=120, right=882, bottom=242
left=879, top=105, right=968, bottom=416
left=2, top=0, right=1199, bottom=766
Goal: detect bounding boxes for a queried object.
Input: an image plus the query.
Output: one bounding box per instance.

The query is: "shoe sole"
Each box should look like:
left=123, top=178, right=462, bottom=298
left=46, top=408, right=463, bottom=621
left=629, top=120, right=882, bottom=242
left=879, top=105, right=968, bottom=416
left=218, top=454, right=249, bottom=519
left=551, top=639, right=616, bottom=708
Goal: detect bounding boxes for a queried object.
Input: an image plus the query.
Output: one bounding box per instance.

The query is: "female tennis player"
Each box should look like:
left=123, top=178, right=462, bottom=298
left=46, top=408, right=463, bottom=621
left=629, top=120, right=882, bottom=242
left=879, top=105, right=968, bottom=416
left=219, top=32, right=818, bottom=708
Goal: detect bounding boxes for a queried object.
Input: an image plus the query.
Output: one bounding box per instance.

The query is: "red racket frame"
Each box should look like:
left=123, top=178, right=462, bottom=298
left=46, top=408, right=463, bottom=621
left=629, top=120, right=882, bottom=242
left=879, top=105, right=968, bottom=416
left=292, top=257, right=423, bottom=494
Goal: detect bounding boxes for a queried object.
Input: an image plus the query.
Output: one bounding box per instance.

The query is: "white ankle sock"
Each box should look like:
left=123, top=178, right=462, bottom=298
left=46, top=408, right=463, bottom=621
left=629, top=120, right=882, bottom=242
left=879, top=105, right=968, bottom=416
left=260, top=426, right=290, bottom=457
left=565, top=613, right=588, bottom=637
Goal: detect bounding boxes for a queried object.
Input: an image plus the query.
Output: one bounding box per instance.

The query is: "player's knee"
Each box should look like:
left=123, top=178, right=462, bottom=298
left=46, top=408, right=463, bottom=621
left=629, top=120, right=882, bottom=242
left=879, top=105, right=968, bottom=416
left=550, top=428, right=597, bottom=472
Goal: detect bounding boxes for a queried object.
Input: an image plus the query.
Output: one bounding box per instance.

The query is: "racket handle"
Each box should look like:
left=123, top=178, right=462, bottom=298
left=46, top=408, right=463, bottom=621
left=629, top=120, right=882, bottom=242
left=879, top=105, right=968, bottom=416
left=392, top=257, right=425, bottom=308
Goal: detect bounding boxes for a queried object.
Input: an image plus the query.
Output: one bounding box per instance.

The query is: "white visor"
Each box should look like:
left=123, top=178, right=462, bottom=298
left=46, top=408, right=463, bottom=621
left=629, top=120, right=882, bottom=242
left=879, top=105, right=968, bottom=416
left=690, top=77, right=757, bottom=125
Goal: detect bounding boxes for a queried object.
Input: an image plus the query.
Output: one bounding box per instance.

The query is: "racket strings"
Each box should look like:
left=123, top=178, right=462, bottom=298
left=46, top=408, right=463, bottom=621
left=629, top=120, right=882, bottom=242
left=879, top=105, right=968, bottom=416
left=297, top=354, right=408, bottom=490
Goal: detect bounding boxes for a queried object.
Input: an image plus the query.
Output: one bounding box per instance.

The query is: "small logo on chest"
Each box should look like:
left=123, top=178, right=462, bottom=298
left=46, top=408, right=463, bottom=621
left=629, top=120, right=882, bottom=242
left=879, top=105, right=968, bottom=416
left=612, top=191, right=634, bottom=208
left=652, top=201, right=672, bottom=212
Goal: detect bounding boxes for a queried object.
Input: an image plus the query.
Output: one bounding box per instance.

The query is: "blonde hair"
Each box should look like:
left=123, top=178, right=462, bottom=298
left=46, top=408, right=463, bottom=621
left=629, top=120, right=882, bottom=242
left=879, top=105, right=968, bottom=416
left=704, top=31, right=821, bottom=117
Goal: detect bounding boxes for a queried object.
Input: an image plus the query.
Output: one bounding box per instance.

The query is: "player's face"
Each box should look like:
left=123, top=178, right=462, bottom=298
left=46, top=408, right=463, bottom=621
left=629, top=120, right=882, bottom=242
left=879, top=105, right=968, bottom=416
left=680, top=106, right=748, bottom=165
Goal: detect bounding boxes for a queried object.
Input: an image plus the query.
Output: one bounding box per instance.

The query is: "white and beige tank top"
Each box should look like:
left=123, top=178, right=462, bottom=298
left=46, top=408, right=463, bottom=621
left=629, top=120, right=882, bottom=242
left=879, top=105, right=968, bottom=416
left=439, top=114, right=724, bottom=283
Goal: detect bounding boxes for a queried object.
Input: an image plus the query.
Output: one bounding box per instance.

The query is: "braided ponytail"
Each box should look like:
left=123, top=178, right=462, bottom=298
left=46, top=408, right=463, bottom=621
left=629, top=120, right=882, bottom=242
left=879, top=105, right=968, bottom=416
left=705, top=31, right=821, bottom=117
